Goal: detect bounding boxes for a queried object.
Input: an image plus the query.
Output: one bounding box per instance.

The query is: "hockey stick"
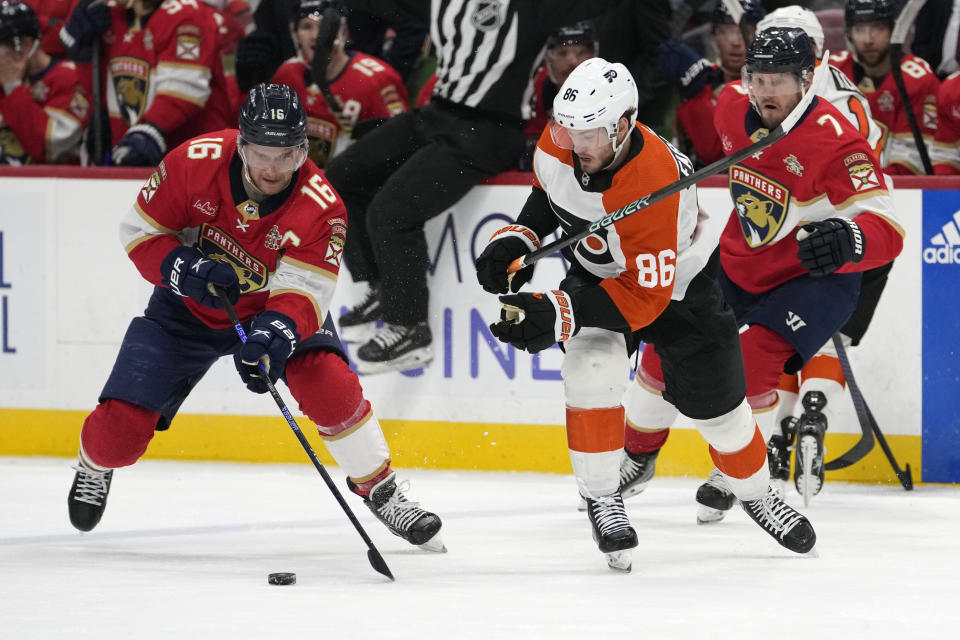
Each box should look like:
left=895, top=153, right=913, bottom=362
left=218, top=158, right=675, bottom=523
left=823, top=334, right=874, bottom=469
left=91, top=38, right=103, bottom=165
left=309, top=7, right=349, bottom=130
left=216, top=289, right=395, bottom=581
left=889, top=0, right=933, bottom=175
left=826, top=334, right=913, bottom=490
left=508, top=52, right=829, bottom=274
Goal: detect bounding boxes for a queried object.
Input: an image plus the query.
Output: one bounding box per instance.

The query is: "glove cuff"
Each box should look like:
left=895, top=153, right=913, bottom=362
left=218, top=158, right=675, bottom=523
left=257, top=310, right=300, bottom=350
left=127, top=123, right=167, bottom=155
left=545, top=290, right=577, bottom=343
left=841, top=217, right=864, bottom=262
left=59, top=27, right=77, bottom=50
left=489, top=224, right=541, bottom=253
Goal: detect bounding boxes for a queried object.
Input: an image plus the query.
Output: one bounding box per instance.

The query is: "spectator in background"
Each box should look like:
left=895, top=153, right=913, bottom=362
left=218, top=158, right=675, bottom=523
left=0, top=0, right=89, bottom=164
left=658, top=0, right=766, bottom=167
left=60, top=0, right=233, bottom=166
left=911, top=0, right=960, bottom=78
left=326, top=0, right=619, bottom=374
left=517, top=20, right=597, bottom=170
left=201, top=0, right=253, bottom=56
left=830, top=0, right=940, bottom=174
left=345, top=5, right=428, bottom=83
left=22, top=0, right=70, bottom=57
left=933, top=70, right=960, bottom=173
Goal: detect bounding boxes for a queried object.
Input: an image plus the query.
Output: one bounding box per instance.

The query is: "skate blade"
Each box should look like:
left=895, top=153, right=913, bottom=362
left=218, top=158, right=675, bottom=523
left=605, top=550, right=632, bottom=573
left=418, top=535, right=447, bottom=553
left=696, top=505, right=728, bottom=525
left=620, top=481, right=649, bottom=500
left=354, top=347, right=434, bottom=375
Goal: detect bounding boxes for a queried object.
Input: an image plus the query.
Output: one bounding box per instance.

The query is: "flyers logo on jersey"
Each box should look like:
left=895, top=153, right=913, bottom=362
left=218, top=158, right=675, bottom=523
left=198, top=223, right=268, bottom=293
left=110, top=57, right=149, bottom=125
left=730, top=166, right=790, bottom=248
left=844, top=153, right=880, bottom=192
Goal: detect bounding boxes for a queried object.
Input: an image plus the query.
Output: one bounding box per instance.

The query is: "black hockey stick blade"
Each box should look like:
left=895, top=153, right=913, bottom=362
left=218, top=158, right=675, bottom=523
left=508, top=53, right=829, bottom=274
left=867, top=404, right=914, bottom=491
left=824, top=334, right=875, bottom=470
left=215, top=287, right=396, bottom=580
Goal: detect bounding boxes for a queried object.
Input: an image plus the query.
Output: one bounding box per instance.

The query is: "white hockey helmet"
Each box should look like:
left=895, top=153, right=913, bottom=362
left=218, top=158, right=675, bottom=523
left=551, top=57, right=638, bottom=157
left=757, top=5, right=825, bottom=57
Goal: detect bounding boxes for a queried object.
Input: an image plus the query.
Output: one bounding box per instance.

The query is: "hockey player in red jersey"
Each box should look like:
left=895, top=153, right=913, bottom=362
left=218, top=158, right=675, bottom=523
left=66, top=83, right=444, bottom=552
left=933, top=71, right=960, bottom=174
left=658, top=0, right=765, bottom=168
left=0, top=0, right=89, bottom=163
left=270, top=0, right=408, bottom=169
left=59, top=0, right=233, bottom=166
left=830, top=0, right=940, bottom=174
left=476, top=58, right=816, bottom=571
left=626, top=28, right=903, bottom=523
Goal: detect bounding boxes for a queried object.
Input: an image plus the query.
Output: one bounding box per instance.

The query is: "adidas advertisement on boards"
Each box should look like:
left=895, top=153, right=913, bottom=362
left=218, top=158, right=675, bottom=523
left=922, top=189, right=960, bottom=483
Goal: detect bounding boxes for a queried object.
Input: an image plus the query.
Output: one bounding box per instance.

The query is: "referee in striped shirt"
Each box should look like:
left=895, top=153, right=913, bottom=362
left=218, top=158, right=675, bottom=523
left=327, top=0, right=620, bottom=374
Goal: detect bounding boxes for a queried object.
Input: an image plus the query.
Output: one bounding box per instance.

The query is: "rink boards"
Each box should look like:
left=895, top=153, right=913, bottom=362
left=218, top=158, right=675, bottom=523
left=0, top=168, right=957, bottom=483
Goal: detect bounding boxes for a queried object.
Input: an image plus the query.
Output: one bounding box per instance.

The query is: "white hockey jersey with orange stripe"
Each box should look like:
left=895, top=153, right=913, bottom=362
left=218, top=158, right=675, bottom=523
left=529, top=122, right=721, bottom=332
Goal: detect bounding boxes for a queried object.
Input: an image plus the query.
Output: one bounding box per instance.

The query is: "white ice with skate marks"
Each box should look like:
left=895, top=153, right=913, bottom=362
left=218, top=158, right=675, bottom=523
left=2, top=458, right=959, bottom=639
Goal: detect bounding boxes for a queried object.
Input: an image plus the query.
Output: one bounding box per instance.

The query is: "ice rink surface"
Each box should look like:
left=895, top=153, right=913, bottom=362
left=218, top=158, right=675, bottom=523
left=2, top=457, right=958, bottom=639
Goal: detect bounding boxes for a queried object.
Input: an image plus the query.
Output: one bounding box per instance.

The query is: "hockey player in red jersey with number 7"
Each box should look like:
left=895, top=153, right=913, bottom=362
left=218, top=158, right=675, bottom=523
left=623, top=28, right=903, bottom=524
left=476, top=58, right=817, bottom=572
left=66, top=83, right=444, bottom=553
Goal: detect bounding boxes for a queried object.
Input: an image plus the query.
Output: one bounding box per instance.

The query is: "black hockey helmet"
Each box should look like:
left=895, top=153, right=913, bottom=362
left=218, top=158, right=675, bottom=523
left=0, top=0, right=40, bottom=49
left=238, top=83, right=308, bottom=148
left=744, top=26, right=816, bottom=76
left=712, top=0, right=766, bottom=27
left=844, top=0, right=897, bottom=28
left=546, top=21, right=597, bottom=51
left=295, top=0, right=345, bottom=21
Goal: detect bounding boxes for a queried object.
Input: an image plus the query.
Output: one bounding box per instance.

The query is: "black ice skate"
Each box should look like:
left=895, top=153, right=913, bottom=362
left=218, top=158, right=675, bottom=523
left=740, top=485, right=817, bottom=554
left=350, top=473, right=445, bottom=552
left=354, top=322, right=433, bottom=374
left=767, top=424, right=794, bottom=490
left=68, top=458, right=113, bottom=532
left=620, top=449, right=659, bottom=499
left=793, top=391, right=828, bottom=506
left=339, top=283, right=381, bottom=343
left=695, top=467, right=736, bottom=524
left=584, top=492, right=638, bottom=572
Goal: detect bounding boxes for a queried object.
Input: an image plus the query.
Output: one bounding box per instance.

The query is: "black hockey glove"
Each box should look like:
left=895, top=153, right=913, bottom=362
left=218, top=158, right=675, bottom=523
left=796, top=217, right=865, bottom=277
left=490, top=290, right=577, bottom=353
left=235, top=311, right=299, bottom=393
left=111, top=123, right=166, bottom=167
left=234, top=30, right=281, bottom=93
left=475, top=224, right=540, bottom=294
left=161, top=246, right=240, bottom=309
left=656, top=40, right=722, bottom=100
left=309, top=7, right=342, bottom=88
left=60, top=0, right=111, bottom=63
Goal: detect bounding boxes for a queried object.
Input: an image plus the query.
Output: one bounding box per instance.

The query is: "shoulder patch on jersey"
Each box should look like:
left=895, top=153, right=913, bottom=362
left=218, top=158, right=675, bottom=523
left=923, top=96, right=938, bottom=130
left=157, top=160, right=168, bottom=182
left=325, top=234, right=344, bottom=268
left=177, top=24, right=203, bottom=37
left=176, top=35, right=202, bottom=61
left=730, top=165, right=791, bottom=248
left=199, top=223, right=268, bottom=293
left=844, top=155, right=881, bottom=192
left=140, top=171, right=162, bottom=203
left=69, top=91, right=90, bottom=121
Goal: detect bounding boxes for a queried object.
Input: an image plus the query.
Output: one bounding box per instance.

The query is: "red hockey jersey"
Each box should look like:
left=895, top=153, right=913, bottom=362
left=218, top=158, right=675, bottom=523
left=714, top=90, right=903, bottom=295
left=270, top=61, right=342, bottom=168
left=830, top=50, right=940, bottom=174
left=119, top=130, right=346, bottom=336
left=0, top=59, right=90, bottom=164
left=98, top=0, right=233, bottom=150
left=676, top=77, right=726, bottom=166
left=933, top=71, right=960, bottom=175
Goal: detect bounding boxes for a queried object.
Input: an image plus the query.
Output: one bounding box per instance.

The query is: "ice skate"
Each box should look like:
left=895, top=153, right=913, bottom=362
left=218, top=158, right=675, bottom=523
left=354, top=322, right=433, bottom=374
left=68, top=458, right=113, bottom=532
left=350, top=473, right=445, bottom=552
left=695, top=467, right=735, bottom=524
left=339, top=283, right=381, bottom=343
left=584, top=492, right=638, bottom=572
left=793, top=391, right=827, bottom=506
left=620, top=449, right=659, bottom=499
left=740, top=485, right=816, bottom=553
left=767, top=427, right=793, bottom=494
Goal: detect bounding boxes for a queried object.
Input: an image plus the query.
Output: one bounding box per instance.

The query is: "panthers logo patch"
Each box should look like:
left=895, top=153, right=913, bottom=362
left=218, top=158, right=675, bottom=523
left=110, top=56, right=149, bottom=125
left=198, top=223, right=269, bottom=293
left=729, top=165, right=790, bottom=248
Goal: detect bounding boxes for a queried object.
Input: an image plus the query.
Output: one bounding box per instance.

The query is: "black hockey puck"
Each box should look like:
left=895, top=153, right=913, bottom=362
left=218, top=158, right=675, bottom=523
left=267, top=572, right=296, bottom=585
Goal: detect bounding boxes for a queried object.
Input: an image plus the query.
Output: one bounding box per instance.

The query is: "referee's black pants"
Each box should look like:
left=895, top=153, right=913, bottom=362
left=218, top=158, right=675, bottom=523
left=325, top=99, right=526, bottom=325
